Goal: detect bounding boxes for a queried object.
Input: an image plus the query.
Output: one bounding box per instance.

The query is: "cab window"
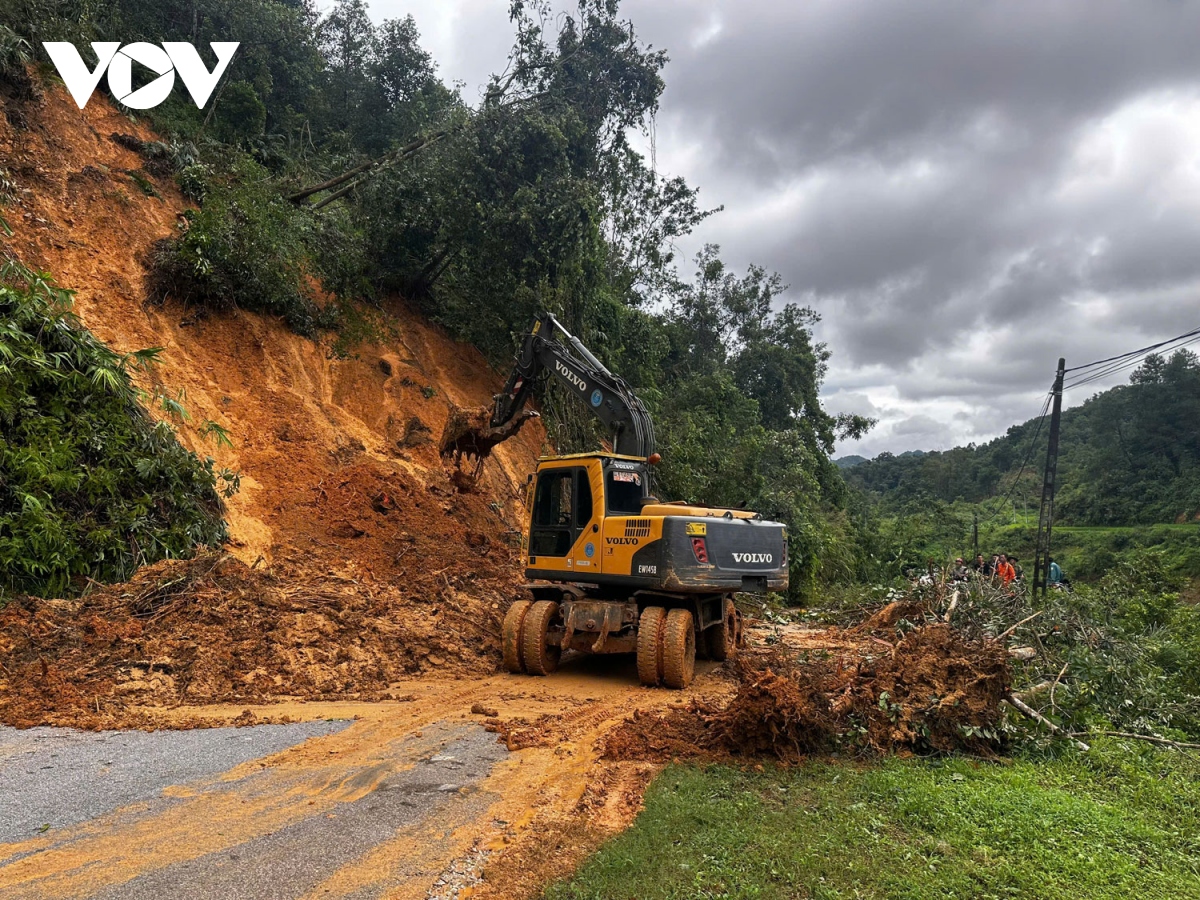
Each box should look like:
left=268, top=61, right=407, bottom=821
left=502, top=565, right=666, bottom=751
left=530, top=468, right=594, bottom=557
left=532, top=470, right=573, bottom=529
left=606, top=467, right=645, bottom=514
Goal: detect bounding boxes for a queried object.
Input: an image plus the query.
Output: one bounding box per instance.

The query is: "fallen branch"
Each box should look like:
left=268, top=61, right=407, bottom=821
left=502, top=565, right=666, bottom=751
left=943, top=587, right=961, bottom=623
left=290, top=131, right=448, bottom=206
left=1049, top=661, right=1069, bottom=713
left=1004, top=693, right=1090, bottom=751
left=996, top=611, right=1043, bottom=642
left=1016, top=680, right=1055, bottom=699
left=1073, top=730, right=1200, bottom=751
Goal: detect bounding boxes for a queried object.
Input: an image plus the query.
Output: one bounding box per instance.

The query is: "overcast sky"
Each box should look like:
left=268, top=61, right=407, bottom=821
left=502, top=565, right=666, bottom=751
left=358, top=0, right=1200, bottom=458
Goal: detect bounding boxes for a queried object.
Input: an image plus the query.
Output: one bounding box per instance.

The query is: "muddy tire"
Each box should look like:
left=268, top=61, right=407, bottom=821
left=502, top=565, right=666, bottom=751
left=662, top=609, right=696, bottom=689
left=502, top=599, right=533, bottom=673
left=636, top=606, right=666, bottom=686
left=521, top=600, right=561, bottom=675
left=705, top=597, right=740, bottom=662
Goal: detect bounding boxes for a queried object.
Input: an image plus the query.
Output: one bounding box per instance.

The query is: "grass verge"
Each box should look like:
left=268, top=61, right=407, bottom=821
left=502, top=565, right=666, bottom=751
left=545, top=740, right=1200, bottom=900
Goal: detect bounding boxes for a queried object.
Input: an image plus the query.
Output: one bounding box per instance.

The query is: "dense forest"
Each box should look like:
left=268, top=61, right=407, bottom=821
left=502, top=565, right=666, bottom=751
left=0, top=0, right=872, bottom=597
left=845, top=350, right=1200, bottom=526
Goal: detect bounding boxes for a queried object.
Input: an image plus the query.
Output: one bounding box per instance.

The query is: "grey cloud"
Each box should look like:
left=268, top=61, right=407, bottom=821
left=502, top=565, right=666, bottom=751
left=635, top=0, right=1200, bottom=178
left=822, top=390, right=881, bottom=418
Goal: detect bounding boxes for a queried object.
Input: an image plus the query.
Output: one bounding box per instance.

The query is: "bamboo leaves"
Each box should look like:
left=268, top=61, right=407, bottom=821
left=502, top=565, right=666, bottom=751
left=0, top=262, right=235, bottom=598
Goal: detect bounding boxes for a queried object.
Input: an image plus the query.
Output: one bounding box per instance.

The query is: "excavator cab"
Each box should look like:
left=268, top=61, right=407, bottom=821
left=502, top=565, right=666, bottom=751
left=526, top=458, right=600, bottom=571
left=525, top=454, right=649, bottom=579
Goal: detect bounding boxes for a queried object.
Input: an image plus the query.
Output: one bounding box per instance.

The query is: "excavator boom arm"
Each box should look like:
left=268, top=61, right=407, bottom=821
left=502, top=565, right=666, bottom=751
left=492, top=314, right=655, bottom=457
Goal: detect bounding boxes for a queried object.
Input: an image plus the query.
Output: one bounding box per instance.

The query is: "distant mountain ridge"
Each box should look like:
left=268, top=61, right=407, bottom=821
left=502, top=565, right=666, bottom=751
left=836, top=449, right=926, bottom=469
left=842, top=351, right=1200, bottom=525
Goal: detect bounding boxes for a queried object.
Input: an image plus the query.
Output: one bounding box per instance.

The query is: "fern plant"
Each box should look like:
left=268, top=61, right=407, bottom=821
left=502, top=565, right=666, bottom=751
left=0, top=258, right=236, bottom=598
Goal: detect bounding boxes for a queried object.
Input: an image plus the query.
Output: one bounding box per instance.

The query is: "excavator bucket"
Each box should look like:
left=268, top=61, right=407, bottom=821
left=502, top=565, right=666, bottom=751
left=439, top=404, right=539, bottom=464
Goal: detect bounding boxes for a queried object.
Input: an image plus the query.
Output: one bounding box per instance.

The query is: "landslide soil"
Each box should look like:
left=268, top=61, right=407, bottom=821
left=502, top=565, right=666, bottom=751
left=0, top=80, right=550, bottom=725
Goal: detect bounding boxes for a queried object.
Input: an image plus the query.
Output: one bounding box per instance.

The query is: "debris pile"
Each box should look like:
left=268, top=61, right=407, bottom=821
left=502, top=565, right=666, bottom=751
left=604, top=622, right=1012, bottom=762
left=0, top=551, right=516, bottom=730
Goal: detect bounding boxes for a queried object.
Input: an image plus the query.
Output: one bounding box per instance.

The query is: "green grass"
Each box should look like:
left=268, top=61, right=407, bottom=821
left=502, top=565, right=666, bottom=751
left=545, top=741, right=1200, bottom=900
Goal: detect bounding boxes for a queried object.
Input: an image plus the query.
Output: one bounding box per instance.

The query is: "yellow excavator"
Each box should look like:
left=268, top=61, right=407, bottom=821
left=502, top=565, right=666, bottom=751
left=492, top=314, right=789, bottom=688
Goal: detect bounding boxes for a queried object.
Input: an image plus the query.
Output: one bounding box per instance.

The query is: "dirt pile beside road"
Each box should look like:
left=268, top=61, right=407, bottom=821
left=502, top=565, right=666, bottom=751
left=0, top=79, right=556, bottom=731
left=0, top=549, right=522, bottom=730
left=604, top=622, right=1012, bottom=762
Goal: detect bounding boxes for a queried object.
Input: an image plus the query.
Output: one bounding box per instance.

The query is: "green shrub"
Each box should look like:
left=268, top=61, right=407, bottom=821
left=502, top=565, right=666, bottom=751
left=0, top=23, right=30, bottom=79
left=0, top=259, right=235, bottom=598
left=215, top=81, right=267, bottom=144
left=151, top=157, right=324, bottom=334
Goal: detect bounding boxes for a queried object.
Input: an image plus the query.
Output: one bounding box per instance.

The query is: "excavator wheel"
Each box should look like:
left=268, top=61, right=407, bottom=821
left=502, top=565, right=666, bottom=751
left=705, top=596, right=741, bottom=662
left=636, top=606, right=666, bottom=686
left=521, top=600, right=562, bottom=675
left=502, top=599, right=533, bottom=673
left=662, top=608, right=696, bottom=689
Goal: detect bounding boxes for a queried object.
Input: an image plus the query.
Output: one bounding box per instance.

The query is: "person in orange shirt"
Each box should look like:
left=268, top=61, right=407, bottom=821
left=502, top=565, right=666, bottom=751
left=996, top=553, right=1016, bottom=586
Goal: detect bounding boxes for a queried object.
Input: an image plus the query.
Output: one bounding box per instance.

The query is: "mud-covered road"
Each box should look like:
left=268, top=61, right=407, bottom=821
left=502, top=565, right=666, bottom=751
left=0, top=655, right=734, bottom=900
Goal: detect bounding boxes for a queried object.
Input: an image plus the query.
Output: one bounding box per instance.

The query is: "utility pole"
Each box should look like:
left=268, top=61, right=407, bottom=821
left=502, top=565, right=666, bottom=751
left=1033, top=358, right=1066, bottom=599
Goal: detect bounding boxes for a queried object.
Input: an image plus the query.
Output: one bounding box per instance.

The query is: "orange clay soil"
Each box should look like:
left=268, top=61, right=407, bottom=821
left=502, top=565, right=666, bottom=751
left=0, top=79, right=553, bottom=718
left=0, top=77, right=548, bottom=579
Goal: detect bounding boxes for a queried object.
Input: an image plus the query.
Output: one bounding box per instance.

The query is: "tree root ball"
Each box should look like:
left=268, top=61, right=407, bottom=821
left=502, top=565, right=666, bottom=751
left=439, top=404, right=540, bottom=465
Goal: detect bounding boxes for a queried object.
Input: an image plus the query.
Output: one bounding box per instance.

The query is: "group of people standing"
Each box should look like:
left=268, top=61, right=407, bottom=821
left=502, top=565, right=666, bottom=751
left=948, top=554, right=1069, bottom=589
left=953, top=553, right=1021, bottom=586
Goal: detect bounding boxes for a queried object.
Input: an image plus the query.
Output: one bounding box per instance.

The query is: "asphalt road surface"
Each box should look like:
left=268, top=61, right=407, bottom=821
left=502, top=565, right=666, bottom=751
left=0, top=722, right=350, bottom=843
left=0, top=658, right=741, bottom=900
left=0, top=719, right=508, bottom=900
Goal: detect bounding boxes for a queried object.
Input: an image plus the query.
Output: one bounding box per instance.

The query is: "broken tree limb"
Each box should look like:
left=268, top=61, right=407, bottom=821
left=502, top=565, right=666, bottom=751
left=996, top=611, right=1043, bottom=642
left=288, top=131, right=448, bottom=205
left=1016, top=680, right=1055, bottom=699
left=943, top=587, right=961, bottom=623
left=1004, top=693, right=1089, bottom=751
left=1049, top=661, right=1069, bottom=712
left=1071, top=731, right=1200, bottom=751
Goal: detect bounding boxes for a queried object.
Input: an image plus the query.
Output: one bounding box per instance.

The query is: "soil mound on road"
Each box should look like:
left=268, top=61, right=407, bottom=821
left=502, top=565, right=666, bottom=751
left=0, top=549, right=514, bottom=730
left=604, top=622, right=1012, bottom=762
left=0, top=81, right=552, bottom=729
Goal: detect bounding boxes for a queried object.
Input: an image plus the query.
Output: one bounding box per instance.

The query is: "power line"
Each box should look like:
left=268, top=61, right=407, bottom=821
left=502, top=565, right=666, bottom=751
left=1064, top=325, right=1200, bottom=374
left=1064, top=333, right=1200, bottom=392
left=977, top=388, right=1054, bottom=526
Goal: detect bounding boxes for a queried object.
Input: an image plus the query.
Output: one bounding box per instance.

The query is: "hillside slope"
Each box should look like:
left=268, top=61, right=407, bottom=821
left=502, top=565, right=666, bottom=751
left=0, top=80, right=551, bottom=719
left=2, top=80, right=546, bottom=565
